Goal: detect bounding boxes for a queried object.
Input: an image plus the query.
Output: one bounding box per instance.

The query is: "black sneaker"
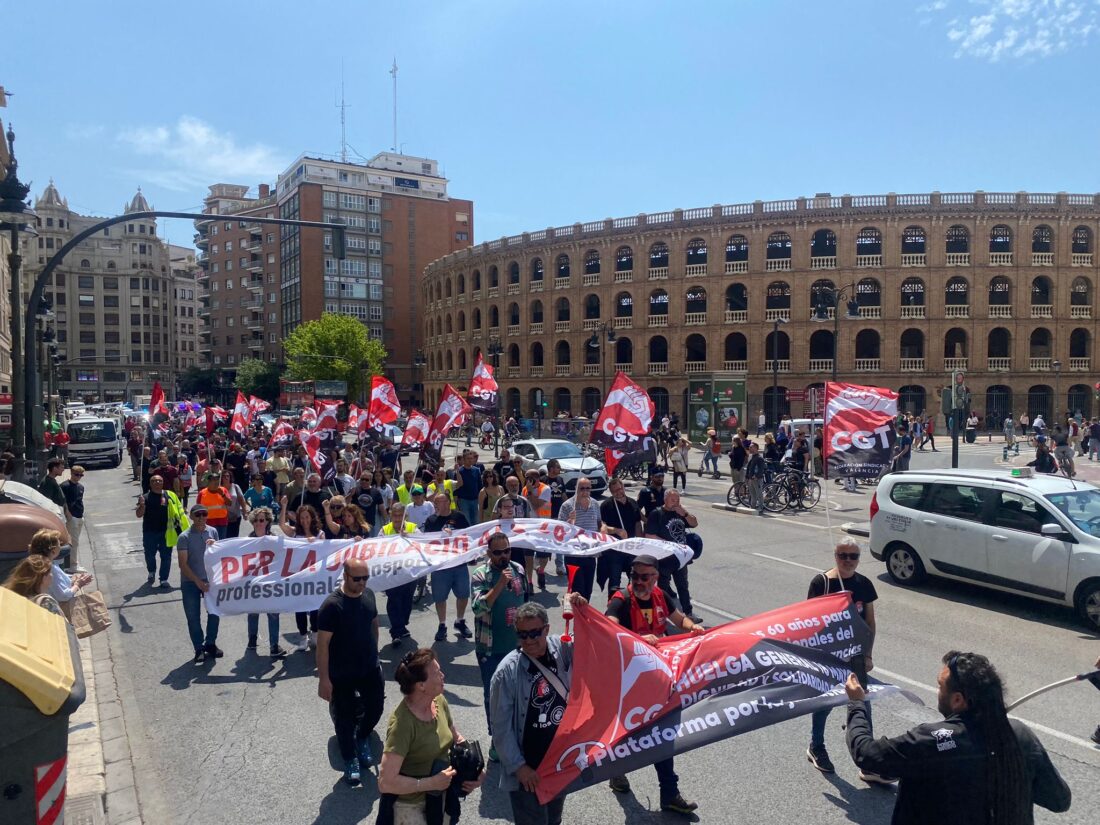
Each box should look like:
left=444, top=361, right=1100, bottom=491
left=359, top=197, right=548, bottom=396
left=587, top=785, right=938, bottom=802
left=661, top=794, right=698, bottom=815
left=537, top=570, right=547, bottom=591
left=246, top=636, right=258, bottom=650
left=434, top=623, right=447, bottom=642
left=192, top=649, right=205, bottom=665
left=203, top=644, right=224, bottom=660
left=1092, top=726, right=1100, bottom=745
left=859, top=770, right=898, bottom=785
left=343, top=757, right=362, bottom=787
left=270, top=645, right=288, bottom=658
left=454, top=619, right=472, bottom=639
left=807, top=745, right=835, bottom=773
left=391, top=635, right=403, bottom=648
left=159, top=580, right=171, bottom=589
left=147, top=574, right=155, bottom=585
left=608, top=775, right=630, bottom=794
left=356, top=738, right=374, bottom=769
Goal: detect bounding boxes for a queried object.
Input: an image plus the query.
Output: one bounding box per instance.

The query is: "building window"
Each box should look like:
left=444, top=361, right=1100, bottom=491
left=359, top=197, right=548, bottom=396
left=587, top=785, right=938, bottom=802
left=78, top=294, right=94, bottom=306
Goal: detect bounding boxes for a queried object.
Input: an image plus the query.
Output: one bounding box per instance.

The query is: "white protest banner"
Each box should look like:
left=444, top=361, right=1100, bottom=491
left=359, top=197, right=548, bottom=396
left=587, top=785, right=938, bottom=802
left=203, top=518, right=693, bottom=616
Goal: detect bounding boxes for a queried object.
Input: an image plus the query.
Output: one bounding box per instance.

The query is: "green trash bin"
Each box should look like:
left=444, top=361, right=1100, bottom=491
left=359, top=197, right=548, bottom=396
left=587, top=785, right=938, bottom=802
left=0, top=588, right=86, bottom=825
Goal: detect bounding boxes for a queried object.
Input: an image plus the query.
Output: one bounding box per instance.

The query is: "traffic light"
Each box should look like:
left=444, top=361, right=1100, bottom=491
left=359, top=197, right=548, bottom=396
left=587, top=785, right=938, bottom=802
left=952, top=370, right=968, bottom=410
left=331, top=222, right=347, bottom=260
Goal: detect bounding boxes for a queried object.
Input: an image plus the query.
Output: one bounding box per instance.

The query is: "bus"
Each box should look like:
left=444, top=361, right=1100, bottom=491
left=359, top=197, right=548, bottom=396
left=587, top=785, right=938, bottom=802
left=279, top=380, right=315, bottom=410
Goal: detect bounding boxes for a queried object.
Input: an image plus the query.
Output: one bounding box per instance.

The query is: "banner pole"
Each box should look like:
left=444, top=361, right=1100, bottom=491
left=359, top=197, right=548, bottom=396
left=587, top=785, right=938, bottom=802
left=1006, top=670, right=1100, bottom=711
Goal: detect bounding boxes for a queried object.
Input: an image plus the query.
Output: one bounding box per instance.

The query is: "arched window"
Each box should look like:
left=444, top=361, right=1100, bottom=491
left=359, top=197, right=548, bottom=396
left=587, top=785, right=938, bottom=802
left=1069, top=384, right=1093, bottom=419
left=1032, top=225, right=1053, bottom=253
left=457, top=311, right=466, bottom=332
left=649, top=242, right=669, bottom=269
left=458, top=349, right=467, bottom=371
left=988, top=276, right=1011, bottom=306
left=987, top=328, right=1011, bottom=359
left=508, top=344, right=520, bottom=367
left=902, top=226, right=926, bottom=254
left=615, top=291, right=633, bottom=318
left=946, top=225, right=970, bottom=254
left=472, top=308, right=482, bottom=329
left=724, top=333, right=747, bottom=361
left=531, top=258, right=544, bottom=282
left=685, top=238, right=707, bottom=266
left=615, top=337, right=633, bottom=365
left=990, top=225, right=1012, bottom=253
left=765, top=329, right=790, bottom=359
left=584, top=340, right=600, bottom=366
left=944, top=328, right=968, bottom=358
left=472, top=269, right=482, bottom=291
left=530, top=300, right=544, bottom=323
left=445, top=278, right=452, bottom=298
left=1029, top=328, right=1052, bottom=358
left=1071, top=276, right=1092, bottom=308
left=506, top=388, right=521, bottom=416
left=685, top=287, right=707, bottom=314
left=80, top=259, right=90, bottom=268
left=581, top=388, right=602, bottom=415
left=106, top=261, right=116, bottom=270
left=508, top=261, right=520, bottom=284
left=898, top=386, right=927, bottom=414
left=508, top=303, right=520, bottom=326
left=985, top=386, right=1012, bottom=422
left=555, top=340, right=571, bottom=365
left=488, top=266, right=499, bottom=288
left=945, top=276, right=969, bottom=306
left=900, top=329, right=924, bottom=359
left=1073, top=226, right=1092, bottom=254
left=649, top=387, right=671, bottom=419
left=554, top=388, right=571, bottom=414
left=856, top=278, right=881, bottom=310
left=725, top=283, right=748, bottom=312
left=856, top=227, right=882, bottom=257
left=901, top=277, right=925, bottom=307
left=1070, top=328, right=1090, bottom=358
left=648, top=336, right=668, bottom=363
left=445, top=315, right=453, bottom=334
left=855, top=329, right=880, bottom=360
left=489, top=305, right=499, bottom=327
left=725, top=234, right=748, bottom=262
left=584, top=250, right=600, bottom=275
left=1031, top=276, right=1053, bottom=307
left=766, top=281, right=791, bottom=310
left=767, top=232, right=792, bottom=260
left=809, top=329, right=835, bottom=360
left=584, top=294, right=601, bottom=320
left=685, top=334, right=707, bottom=365
left=446, top=351, right=453, bottom=371
left=1028, top=385, right=1053, bottom=422
left=531, top=342, right=544, bottom=366
left=556, top=297, right=570, bottom=321
left=457, top=273, right=465, bottom=294
left=810, top=278, right=835, bottom=312
left=649, top=289, right=669, bottom=316
left=556, top=254, right=570, bottom=278
left=615, top=246, right=633, bottom=272
left=810, top=229, right=837, bottom=258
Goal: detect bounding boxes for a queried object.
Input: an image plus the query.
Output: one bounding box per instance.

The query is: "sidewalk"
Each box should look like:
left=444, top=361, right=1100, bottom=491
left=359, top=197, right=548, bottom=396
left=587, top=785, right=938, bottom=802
left=64, top=521, right=143, bottom=825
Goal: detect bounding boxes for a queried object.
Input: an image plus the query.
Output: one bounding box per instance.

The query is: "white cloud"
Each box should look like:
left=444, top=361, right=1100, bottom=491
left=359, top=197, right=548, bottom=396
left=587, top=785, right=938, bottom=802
left=117, top=116, right=286, bottom=191
left=928, top=0, right=1100, bottom=60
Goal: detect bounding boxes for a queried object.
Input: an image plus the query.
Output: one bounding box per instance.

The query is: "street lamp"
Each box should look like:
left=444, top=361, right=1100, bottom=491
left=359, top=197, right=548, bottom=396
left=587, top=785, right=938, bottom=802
left=810, top=283, right=861, bottom=383
left=771, top=317, right=787, bottom=430
left=412, top=350, right=426, bottom=408
left=1052, top=359, right=1062, bottom=424
left=486, top=338, right=503, bottom=455
left=586, top=322, right=617, bottom=410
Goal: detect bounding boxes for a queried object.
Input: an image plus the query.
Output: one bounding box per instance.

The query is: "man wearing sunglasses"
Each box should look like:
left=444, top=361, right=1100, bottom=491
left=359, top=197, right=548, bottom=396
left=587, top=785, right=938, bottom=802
left=604, top=554, right=702, bottom=814
left=317, top=558, right=384, bottom=787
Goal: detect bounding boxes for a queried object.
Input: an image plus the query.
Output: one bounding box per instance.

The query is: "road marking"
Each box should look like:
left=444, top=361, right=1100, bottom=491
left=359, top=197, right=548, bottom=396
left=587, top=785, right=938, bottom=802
left=693, top=600, right=1100, bottom=756
left=708, top=503, right=837, bottom=531
left=92, top=520, right=138, bottom=528
left=752, top=552, right=821, bottom=572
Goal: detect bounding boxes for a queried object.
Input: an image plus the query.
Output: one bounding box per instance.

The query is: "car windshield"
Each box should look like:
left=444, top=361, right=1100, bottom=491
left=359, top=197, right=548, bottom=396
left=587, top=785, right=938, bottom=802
left=538, top=441, right=582, bottom=460
left=68, top=421, right=117, bottom=444
left=1045, top=489, right=1100, bottom=537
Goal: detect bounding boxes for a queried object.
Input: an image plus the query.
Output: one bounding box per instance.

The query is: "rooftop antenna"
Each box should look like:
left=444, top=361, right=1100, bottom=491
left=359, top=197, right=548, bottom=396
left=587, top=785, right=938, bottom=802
left=389, top=58, right=398, bottom=153
left=336, top=60, right=350, bottom=163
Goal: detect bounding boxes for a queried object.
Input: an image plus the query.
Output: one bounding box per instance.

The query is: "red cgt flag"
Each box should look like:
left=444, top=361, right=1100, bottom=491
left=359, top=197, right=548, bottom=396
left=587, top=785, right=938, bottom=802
left=401, top=409, right=431, bottom=448
left=424, top=385, right=473, bottom=458
left=268, top=419, right=296, bottom=450
left=149, top=381, right=168, bottom=416
left=367, top=375, right=402, bottom=427
left=248, top=395, right=271, bottom=414
left=229, top=391, right=252, bottom=439
left=589, top=372, right=655, bottom=454
left=466, top=353, right=498, bottom=414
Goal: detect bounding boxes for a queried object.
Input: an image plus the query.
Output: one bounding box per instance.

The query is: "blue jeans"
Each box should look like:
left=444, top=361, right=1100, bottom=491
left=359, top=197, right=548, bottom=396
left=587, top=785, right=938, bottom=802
left=457, top=497, right=479, bottom=526
left=477, top=651, right=507, bottom=734
left=811, top=700, right=871, bottom=748
left=142, top=531, right=172, bottom=581
left=510, top=788, right=565, bottom=825
left=702, top=453, right=718, bottom=474
left=246, top=612, right=280, bottom=646
left=181, top=580, right=220, bottom=653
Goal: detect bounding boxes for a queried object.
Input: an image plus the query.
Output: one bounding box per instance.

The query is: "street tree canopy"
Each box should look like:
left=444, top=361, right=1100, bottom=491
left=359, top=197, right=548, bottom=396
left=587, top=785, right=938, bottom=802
left=178, top=366, right=219, bottom=399
left=284, top=313, right=386, bottom=401
left=234, top=357, right=280, bottom=403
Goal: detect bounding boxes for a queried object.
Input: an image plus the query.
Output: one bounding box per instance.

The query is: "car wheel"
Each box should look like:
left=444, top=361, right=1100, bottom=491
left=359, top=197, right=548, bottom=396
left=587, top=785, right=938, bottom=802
left=885, top=543, right=926, bottom=586
left=1074, top=579, right=1100, bottom=633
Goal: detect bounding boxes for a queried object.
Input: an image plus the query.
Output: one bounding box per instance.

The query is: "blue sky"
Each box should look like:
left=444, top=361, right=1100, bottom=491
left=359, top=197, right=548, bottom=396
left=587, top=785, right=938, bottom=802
left=5, top=0, right=1100, bottom=245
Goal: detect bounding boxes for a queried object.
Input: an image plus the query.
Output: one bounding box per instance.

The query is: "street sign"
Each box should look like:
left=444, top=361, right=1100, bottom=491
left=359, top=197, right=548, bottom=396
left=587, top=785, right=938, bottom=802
left=786, top=390, right=807, bottom=401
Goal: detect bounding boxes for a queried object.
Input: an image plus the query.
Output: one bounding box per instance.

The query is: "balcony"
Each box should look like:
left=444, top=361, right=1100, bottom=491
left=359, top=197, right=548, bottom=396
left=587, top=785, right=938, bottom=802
left=724, top=310, right=748, bottom=323
left=854, top=358, right=880, bottom=371
left=810, top=256, right=836, bottom=270
left=530, top=322, right=544, bottom=334
left=685, top=264, right=708, bottom=277
left=445, top=333, right=454, bottom=343
left=194, top=234, right=209, bottom=250
left=1030, top=357, right=1052, bottom=371
left=249, top=337, right=264, bottom=350
left=648, top=314, right=668, bottom=327
left=900, top=358, right=925, bottom=371
left=489, top=325, right=500, bottom=336
left=856, top=254, right=882, bottom=268
left=1032, top=253, right=1054, bottom=266
left=612, top=316, right=633, bottom=329
left=1070, top=357, right=1091, bottom=371
left=763, top=358, right=790, bottom=372
left=530, top=366, right=545, bottom=378
left=989, top=305, right=1011, bottom=318
left=613, top=270, right=633, bottom=283
left=764, top=308, right=790, bottom=322
left=684, top=312, right=707, bottom=325
left=487, top=286, right=500, bottom=298
left=685, top=361, right=707, bottom=374
left=582, top=319, right=600, bottom=331
left=724, top=261, right=748, bottom=274
left=507, top=366, right=520, bottom=378
left=1071, top=305, right=1092, bottom=319
left=583, top=273, right=600, bottom=286
left=583, top=364, right=600, bottom=376
left=989, top=252, right=1013, bottom=266
left=809, top=358, right=834, bottom=372
left=647, top=267, right=669, bottom=280
left=614, top=363, right=633, bottom=375
left=471, top=290, right=482, bottom=301
left=554, top=320, right=571, bottom=333
left=1030, top=304, right=1053, bottom=318
left=815, top=306, right=836, bottom=320
left=248, top=316, right=263, bottom=332
left=944, top=357, right=968, bottom=370
left=945, top=305, right=969, bottom=318
left=507, top=324, right=520, bottom=336
left=946, top=253, right=970, bottom=266
left=506, top=283, right=520, bottom=295
left=554, top=277, right=570, bottom=290
left=530, top=280, right=544, bottom=292
left=555, top=365, right=571, bottom=377
left=247, top=256, right=263, bottom=272
left=247, top=238, right=263, bottom=254
left=766, top=259, right=792, bottom=272
left=723, top=360, right=747, bottom=371
left=648, top=362, right=669, bottom=375
left=858, top=306, right=882, bottom=319
left=457, top=293, right=467, bottom=304
left=901, top=253, right=926, bottom=267
left=900, top=305, right=925, bottom=319
left=987, top=358, right=1011, bottom=371
left=1072, top=253, right=1092, bottom=267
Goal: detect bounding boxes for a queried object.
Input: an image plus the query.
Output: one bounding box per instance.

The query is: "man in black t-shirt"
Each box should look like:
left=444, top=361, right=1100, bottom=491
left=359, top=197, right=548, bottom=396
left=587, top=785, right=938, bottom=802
left=644, top=490, right=698, bottom=620
left=636, top=470, right=667, bottom=517
left=135, top=475, right=172, bottom=586
left=598, top=478, right=642, bottom=594
left=545, top=460, right=569, bottom=576
left=352, top=473, right=384, bottom=530
left=317, top=559, right=384, bottom=787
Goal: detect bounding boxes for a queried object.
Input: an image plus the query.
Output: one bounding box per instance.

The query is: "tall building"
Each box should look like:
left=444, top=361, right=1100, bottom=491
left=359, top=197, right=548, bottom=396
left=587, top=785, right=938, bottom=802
left=169, top=244, right=203, bottom=377
left=28, top=184, right=179, bottom=402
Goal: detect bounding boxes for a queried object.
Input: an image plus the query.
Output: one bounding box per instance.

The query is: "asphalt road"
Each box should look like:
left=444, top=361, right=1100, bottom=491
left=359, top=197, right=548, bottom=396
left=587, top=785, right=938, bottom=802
left=81, top=437, right=1099, bottom=825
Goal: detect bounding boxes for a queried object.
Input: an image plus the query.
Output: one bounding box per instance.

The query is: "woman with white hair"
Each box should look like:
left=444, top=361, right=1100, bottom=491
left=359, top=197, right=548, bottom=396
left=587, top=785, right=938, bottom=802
left=804, top=537, right=891, bottom=785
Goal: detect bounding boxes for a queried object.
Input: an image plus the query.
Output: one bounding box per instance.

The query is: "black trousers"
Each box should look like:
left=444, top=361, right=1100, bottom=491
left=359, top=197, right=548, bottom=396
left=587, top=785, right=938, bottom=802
left=295, top=610, right=318, bottom=634
left=659, top=562, right=693, bottom=615
left=386, top=580, right=417, bottom=638
left=331, top=665, right=385, bottom=761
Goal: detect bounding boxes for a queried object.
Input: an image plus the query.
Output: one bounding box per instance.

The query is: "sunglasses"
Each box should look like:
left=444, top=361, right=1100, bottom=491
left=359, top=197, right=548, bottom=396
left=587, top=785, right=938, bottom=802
left=490, top=548, right=511, bottom=557
left=347, top=574, right=369, bottom=583
left=630, top=572, right=657, bottom=581
left=836, top=552, right=861, bottom=561
left=253, top=518, right=269, bottom=523
left=331, top=505, right=345, bottom=511
left=516, top=626, right=548, bottom=641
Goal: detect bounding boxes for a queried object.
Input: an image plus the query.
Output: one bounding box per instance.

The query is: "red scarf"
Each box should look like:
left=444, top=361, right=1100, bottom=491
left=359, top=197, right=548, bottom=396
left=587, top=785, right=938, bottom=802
left=612, top=584, right=669, bottom=638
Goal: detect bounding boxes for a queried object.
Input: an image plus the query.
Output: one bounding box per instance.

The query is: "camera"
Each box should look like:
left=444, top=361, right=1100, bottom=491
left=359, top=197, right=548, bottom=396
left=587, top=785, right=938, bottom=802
left=449, top=739, right=485, bottom=796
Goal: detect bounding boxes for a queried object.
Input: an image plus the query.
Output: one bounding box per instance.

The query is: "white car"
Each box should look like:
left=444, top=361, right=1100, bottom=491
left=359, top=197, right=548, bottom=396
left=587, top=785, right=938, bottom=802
left=869, top=467, right=1100, bottom=630
left=511, top=439, right=609, bottom=496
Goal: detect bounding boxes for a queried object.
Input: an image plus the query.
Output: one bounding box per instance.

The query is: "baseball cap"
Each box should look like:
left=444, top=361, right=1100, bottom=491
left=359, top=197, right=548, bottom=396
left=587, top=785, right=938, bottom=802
left=190, top=505, right=208, bottom=516
left=412, top=485, right=425, bottom=495
left=632, top=554, right=659, bottom=569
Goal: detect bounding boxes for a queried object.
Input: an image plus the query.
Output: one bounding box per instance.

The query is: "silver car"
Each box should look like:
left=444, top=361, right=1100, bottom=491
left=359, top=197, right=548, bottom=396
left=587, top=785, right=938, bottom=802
left=511, top=438, right=609, bottom=496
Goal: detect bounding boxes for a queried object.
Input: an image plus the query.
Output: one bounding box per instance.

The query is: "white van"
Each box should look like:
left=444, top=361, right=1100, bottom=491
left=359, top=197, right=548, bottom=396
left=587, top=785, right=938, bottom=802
left=66, top=416, right=125, bottom=468
left=869, top=467, right=1100, bottom=630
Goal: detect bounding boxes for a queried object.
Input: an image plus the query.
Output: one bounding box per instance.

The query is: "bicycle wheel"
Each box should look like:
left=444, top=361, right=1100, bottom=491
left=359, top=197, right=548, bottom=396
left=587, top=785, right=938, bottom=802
left=726, top=483, right=741, bottom=507
left=799, top=479, right=822, bottom=509
left=762, top=481, right=788, bottom=512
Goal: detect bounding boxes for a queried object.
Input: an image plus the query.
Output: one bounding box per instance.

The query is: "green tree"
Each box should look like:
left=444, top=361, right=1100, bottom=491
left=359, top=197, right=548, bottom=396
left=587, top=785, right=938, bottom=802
left=234, top=358, right=281, bottom=402
left=284, top=313, right=387, bottom=401
left=177, top=366, right=219, bottom=398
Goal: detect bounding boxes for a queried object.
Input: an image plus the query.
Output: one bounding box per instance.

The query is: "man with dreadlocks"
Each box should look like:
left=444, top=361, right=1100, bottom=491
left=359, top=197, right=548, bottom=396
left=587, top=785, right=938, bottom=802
left=843, top=650, right=1071, bottom=824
